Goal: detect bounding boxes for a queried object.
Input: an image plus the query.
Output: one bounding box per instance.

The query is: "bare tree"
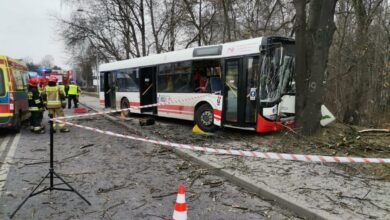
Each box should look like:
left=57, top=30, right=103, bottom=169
left=40, top=55, right=55, bottom=68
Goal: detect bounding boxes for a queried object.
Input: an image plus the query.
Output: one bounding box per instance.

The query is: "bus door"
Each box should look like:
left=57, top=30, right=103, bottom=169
left=104, top=72, right=116, bottom=108
left=223, top=57, right=258, bottom=128
left=139, top=67, right=157, bottom=114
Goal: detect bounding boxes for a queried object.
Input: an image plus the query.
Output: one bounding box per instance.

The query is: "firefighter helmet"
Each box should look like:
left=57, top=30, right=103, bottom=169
left=28, top=78, right=39, bottom=87
left=48, top=75, right=58, bottom=82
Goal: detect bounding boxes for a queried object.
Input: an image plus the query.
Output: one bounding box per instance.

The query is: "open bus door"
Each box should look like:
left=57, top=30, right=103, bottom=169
left=139, top=67, right=157, bottom=114
left=104, top=72, right=116, bottom=108
left=223, top=57, right=258, bottom=129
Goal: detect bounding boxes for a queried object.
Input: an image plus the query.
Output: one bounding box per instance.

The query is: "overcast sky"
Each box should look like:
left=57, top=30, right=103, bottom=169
left=0, top=0, right=71, bottom=69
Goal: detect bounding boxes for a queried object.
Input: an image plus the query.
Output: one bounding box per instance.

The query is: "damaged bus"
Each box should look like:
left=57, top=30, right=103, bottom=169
left=99, top=36, right=297, bottom=133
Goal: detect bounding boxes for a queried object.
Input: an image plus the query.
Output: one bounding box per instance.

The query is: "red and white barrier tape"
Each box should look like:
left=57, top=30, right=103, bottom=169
left=55, top=94, right=209, bottom=120
left=55, top=119, right=390, bottom=164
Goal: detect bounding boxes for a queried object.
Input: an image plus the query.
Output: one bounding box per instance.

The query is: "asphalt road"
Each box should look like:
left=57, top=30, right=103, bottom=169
left=0, top=109, right=298, bottom=220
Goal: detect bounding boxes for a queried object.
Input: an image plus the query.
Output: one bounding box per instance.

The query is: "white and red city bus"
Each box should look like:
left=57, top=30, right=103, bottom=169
left=98, top=36, right=296, bottom=132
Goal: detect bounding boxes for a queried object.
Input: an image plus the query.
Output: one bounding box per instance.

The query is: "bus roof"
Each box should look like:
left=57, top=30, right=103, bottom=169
left=99, top=37, right=273, bottom=72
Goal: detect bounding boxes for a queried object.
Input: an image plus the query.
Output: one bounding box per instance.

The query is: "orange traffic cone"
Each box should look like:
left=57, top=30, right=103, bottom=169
left=172, top=184, right=187, bottom=220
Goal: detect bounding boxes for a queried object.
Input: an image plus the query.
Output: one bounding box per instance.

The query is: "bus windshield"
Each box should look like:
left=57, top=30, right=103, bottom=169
left=260, top=43, right=295, bottom=103
left=0, top=69, right=5, bottom=96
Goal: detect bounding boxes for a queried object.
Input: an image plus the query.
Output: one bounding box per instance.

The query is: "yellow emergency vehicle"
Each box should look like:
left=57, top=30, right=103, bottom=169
left=0, top=55, right=30, bottom=132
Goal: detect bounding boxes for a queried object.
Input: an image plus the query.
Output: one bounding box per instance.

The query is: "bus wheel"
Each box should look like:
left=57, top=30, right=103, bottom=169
left=195, top=104, right=217, bottom=132
left=120, top=98, right=131, bottom=117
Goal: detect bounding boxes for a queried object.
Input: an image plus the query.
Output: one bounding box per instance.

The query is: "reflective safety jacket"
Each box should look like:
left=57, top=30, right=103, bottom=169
left=28, top=86, right=43, bottom=111
left=59, top=85, right=66, bottom=96
left=68, top=84, right=79, bottom=95
left=42, top=86, right=66, bottom=109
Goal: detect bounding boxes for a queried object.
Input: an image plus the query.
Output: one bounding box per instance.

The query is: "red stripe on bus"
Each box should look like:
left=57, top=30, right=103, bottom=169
left=158, top=104, right=194, bottom=112
left=213, top=109, right=221, bottom=116
left=158, top=109, right=193, bottom=115
left=130, top=102, right=140, bottom=106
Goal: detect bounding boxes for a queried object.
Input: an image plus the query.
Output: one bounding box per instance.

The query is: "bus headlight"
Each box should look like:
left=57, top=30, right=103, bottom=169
left=264, top=114, right=277, bottom=121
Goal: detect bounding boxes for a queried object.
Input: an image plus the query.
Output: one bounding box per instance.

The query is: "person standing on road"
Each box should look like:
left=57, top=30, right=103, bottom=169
left=58, top=82, right=66, bottom=98
left=68, top=81, right=80, bottom=109
left=28, top=78, right=45, bottom=134
left=41, top=76, right=70, bottom=132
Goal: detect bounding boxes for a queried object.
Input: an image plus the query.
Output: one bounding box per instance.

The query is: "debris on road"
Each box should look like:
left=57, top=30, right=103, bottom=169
left=139, top=117, right=155, bottom=126
left=80, top=144, right=94, bottom=149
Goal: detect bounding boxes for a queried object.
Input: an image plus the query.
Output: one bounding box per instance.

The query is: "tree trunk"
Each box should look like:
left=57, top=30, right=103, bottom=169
left=222, top=0, right=231, bottom=42
left=140, top=0, right=147, bottom=56
left=294, top=0, right=337, bottom=135
left=198, top=0, right=202, bottom=46
left=169, top=0, right=176, bottom=51
left=147, top=0, right=161, bottom=53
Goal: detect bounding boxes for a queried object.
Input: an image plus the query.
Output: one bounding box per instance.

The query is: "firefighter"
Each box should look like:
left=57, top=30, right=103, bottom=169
left=37, top=78, right=46, bottom=130
left=28, top=78, right=45, bottom=133
left=41, top=76, right=70, bottom=132
left=58, top=82, right=66, bottom=97
left=68, top=81, right=80, bottom=109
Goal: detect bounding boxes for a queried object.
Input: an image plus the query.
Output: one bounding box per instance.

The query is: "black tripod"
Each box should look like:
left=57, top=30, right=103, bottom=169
left=10, top=114, right=91, bottom=219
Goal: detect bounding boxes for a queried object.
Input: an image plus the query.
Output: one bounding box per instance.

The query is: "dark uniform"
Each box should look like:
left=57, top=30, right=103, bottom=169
left=28, top=78, right=44, bottom=133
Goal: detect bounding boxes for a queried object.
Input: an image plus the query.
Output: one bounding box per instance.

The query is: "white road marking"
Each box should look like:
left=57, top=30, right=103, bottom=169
left=0, top=135, right=11, bottom=156
left=0, top=133, right=21, bottom=197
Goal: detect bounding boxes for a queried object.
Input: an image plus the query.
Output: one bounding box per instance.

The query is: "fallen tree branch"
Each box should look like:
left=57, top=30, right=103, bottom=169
left=281, top=123, right=330, bottom=146
left=132, top=201, right=147, bottom=210
left=358, top=129, right=389, bottom=133
left=97, top=183, right=134, bottom=194
left=58, top=171, right=96, bottom=176
left=60, top=150, right=90, bottom=162
left=23, top=161, right=51, bottom=166
left=80, top=144, right=94, bottom=149
left=102, top=200, right=126, bottom=218
left=151, top=191, right=176, bottom=198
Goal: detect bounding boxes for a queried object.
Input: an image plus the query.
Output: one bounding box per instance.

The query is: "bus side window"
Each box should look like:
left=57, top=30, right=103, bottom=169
left=192, top=68, right=207, bottom=92
left=129, top=69, right=140, bottom=92
left=158, top=64, right=173, bottom=92
left=173, top=61, right=192, bottom=93
left=209, top=77, right=222, bottom=94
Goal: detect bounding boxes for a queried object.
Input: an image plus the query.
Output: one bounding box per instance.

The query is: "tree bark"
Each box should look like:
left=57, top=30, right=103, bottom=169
left=294, top=0, right=338, bottom=135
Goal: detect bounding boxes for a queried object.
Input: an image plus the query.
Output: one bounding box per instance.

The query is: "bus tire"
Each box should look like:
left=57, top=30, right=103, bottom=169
left=195, top=104, right=217, bottom=132
left=120, top=98, right=131, bottom=117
